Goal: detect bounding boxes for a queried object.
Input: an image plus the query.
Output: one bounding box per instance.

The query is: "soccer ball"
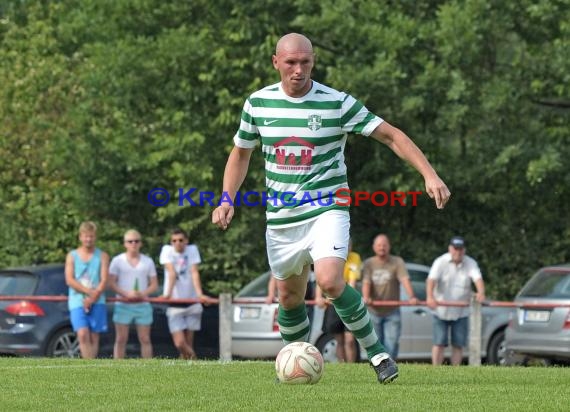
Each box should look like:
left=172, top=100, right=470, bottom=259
left=275, top=342, right=324, bottom=384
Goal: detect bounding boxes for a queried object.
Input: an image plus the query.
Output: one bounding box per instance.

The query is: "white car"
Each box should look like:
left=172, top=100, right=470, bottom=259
left=231, top=264, right=511, bottom=364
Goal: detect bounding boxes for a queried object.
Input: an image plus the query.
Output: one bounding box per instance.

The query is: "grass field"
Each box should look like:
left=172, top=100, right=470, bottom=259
left=1, top=358, right=568, bottom=411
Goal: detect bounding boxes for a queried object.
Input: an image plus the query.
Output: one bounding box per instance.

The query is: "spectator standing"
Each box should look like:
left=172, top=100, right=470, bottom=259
left=361, top=234, right=418, bottom=359
left=160, top=228, right=207, bottom=359
left=426, top=236, right=485, bottom=366
left=65, top=221, right=109, bottom=359
left=108, top=229, right=158, bottom=359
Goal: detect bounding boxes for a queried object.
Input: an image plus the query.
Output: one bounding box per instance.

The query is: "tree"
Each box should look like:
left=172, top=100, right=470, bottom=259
left=0, top=0, right=568, bottom=298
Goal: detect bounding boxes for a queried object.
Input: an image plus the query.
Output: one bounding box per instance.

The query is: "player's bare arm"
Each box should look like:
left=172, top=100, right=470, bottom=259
left=370, top=121, right=451, bottom=209
left=212, top=146, right=255, bottom=230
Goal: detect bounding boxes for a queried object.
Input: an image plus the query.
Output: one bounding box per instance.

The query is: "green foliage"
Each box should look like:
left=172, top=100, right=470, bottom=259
left=0, top=0, right=568, bottom=298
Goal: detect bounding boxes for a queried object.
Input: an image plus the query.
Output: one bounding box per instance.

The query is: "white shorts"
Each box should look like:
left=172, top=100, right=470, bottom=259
left=166, top=304, right=203, bottom=333
left=266, top=210, right=350, bottom=280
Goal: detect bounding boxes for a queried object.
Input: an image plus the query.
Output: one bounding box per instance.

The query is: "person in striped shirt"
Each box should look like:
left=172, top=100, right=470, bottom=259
left=212, top=33, right=450, bottom=383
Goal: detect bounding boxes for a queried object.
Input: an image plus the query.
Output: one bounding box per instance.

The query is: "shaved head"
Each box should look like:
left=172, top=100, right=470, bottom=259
left=272, top=33, right=315, bottom=97
left=275, top=33, right=313, bottom=56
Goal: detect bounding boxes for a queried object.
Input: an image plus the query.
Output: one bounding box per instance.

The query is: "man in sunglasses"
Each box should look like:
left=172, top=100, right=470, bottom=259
left=108, top=229, right=158, bottom=359
left=160, top=228, right=207, bottom=359
left=426, top=236, right=486, bottom=366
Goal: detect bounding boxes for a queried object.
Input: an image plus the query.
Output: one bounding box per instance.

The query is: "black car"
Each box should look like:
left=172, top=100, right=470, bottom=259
left=0, top=264, right=219, bottom=358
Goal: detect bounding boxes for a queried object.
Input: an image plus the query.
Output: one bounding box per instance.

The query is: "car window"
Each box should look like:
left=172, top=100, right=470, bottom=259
left=235, top=272, right=270, bottom=298
left=0, top=272, right=38, bottom=295
left=408, top=269, right=428, bottom=283
left=236, top=272, right=316, bottom=299
left=43, top=271, right=69, bottom=295
left=407, top=268, right=428, bottom=300
left=519, top=270, right=570, bottom=299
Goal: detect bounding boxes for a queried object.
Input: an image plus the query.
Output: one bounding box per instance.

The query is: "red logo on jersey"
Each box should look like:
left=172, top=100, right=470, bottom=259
left=273, top=136, right=314, bottom=170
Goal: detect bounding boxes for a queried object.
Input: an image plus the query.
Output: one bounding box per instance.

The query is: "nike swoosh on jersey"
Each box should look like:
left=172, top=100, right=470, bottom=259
left=263, top=119, right=279, bottom=125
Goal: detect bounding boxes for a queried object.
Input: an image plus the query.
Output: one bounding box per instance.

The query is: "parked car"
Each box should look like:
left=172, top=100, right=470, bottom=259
left=505, top=264, right=570, bottom=364
left=0, top=264, right=219, bottom=358
left=232, top=264, right=512, bottom=364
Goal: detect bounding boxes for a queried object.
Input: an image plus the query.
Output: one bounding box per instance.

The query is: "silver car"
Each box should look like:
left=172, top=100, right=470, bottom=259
left=505, top=265, right=570, bottom=364
left=232, top=264, right=511, bottom=364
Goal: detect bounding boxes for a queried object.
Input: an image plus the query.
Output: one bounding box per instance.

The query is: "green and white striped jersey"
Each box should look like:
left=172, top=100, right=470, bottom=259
left=234, top=80, right=383, bottom=227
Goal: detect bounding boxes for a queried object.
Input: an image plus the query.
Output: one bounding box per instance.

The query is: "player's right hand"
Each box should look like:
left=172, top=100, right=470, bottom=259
left=212, top=205, right=235, bottom=230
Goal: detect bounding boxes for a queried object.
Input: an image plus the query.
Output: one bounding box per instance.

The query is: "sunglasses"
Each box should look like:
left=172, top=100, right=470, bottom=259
left=125, top=239, right=141, bottom=244
left=171, top=238, right=185, bottom=243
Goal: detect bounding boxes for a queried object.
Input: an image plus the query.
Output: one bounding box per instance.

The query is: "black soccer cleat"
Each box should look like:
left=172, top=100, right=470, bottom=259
left=370, top=354, right=399, bottom=384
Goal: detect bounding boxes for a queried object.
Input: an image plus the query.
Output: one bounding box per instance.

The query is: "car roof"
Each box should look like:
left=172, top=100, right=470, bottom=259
left=405, top=262, right=430, bottom=272
left=539, top=264, right=570, bottom=272
left=0, top=263, right=65, bottom=275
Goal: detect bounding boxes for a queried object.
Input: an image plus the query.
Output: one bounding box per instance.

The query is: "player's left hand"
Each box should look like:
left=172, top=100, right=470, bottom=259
left=425, top=175, right=451, bottom=209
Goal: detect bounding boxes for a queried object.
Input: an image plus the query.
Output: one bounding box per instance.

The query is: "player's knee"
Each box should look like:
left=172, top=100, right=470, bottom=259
left=318, top=278, right=344, bottom=298
left=278, top=291, right=305, bottom=308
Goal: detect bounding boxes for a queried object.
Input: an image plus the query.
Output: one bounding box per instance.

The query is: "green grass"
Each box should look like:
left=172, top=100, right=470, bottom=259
left=1, top=358, right=568, bottom=411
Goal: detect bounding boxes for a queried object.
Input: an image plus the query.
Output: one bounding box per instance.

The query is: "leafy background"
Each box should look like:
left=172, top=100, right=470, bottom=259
left=1, top=0, right=568, bottom=298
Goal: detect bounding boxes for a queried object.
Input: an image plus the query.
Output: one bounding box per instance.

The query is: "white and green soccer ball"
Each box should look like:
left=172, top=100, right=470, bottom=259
left=275, top=342, right=324, bottom=384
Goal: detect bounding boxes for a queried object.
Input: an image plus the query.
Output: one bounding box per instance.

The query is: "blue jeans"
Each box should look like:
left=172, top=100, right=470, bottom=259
left=369, top=309, right=401, bottom=359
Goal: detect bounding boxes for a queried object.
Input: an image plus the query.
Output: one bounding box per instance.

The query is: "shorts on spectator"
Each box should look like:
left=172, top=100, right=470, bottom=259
left=70, top=304, right=108, bottom=333
left=166, top=304, right=203, bottom=333
left=113, top=302, right=153, bottom=326
left=432, top=315, right=469, bottom=347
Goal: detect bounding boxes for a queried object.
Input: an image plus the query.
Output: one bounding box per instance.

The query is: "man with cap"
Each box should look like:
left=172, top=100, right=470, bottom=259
left=426, top=236, right=485, bottom=365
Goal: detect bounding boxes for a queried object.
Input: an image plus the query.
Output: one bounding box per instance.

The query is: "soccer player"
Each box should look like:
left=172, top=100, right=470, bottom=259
left=212, top=33, right=450, bottom=383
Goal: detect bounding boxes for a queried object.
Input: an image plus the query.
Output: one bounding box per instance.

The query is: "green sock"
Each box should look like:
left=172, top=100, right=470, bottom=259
left=277, top=303, right=310, bottom=344
left=331, top=284, right=385, bottom=359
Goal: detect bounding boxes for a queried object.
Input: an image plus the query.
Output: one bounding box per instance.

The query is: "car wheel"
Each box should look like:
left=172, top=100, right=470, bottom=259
left=46, top=328, right=80, bottom=358
left=487, top=329, right=518, bottom=366
left=315, top=333, right=338, bottom=363
left=487, top=329, right=511, bottom=365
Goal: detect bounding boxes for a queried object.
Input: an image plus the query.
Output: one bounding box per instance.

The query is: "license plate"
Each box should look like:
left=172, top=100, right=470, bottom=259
left=524, top=310, right=550, bottom=322
left=239, top=307, right=261, bottom=319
